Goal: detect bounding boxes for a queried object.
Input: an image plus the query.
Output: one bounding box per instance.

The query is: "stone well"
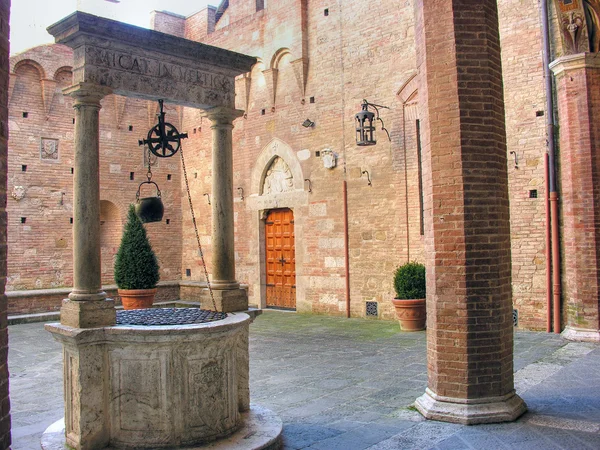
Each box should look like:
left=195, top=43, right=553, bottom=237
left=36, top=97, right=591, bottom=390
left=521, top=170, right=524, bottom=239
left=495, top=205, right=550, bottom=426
left=44, top=311, right=281, bottom=449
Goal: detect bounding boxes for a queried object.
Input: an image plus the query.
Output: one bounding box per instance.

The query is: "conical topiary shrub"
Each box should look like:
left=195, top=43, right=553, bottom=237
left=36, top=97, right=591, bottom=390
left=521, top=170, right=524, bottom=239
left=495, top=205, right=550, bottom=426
left=114, top=205, right=160, bottom=309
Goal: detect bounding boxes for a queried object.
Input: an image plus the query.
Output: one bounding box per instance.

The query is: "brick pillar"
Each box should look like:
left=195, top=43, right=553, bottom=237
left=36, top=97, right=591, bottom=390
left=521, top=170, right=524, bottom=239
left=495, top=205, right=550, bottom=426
left=414, top=0, right=526, bottom=424
left=0, top=0, right=10, bottom=447
left=550, top=54, right=600, bottom=342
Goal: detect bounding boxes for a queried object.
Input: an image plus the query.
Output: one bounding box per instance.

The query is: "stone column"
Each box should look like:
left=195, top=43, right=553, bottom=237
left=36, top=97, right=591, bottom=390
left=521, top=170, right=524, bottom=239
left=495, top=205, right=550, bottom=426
left=550, top=54, right=600, bottom=342
left=203, top=106, right=248, bottom=312
left=413, top=0, right=526, bottom=424
left=61, top=82, right=115, bottom=328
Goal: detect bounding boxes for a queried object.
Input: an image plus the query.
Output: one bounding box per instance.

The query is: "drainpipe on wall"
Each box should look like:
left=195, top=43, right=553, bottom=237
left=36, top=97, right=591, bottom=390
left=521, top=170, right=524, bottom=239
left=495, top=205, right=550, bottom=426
left=343, top=180, right=351, bottom=318
left=541, top=0, right=561, bottom=333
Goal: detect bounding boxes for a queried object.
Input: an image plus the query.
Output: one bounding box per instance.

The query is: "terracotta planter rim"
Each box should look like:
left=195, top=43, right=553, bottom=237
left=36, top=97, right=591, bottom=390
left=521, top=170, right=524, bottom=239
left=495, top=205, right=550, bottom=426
left=117, top=288, right=157, bottom=295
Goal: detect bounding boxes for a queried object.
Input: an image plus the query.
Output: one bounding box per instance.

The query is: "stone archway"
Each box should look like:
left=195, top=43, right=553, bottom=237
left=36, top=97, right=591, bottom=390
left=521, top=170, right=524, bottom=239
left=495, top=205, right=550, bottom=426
left=247, top=138, right=308, bottom=310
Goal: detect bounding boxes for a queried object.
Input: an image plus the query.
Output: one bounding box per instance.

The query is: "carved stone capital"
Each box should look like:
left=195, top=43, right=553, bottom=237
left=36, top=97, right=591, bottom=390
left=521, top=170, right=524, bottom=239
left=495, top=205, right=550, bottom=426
left=203, top=106, right=244, bottom=126
left=63, top=82, right=112, bottom=107
left=550, top=52, right=600, bottom=77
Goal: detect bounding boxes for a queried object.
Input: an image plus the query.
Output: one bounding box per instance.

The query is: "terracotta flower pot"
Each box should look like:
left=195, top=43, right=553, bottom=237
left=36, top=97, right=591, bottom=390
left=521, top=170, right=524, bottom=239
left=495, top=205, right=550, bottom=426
left=392, top=298, right=426, bottom=331
left=118, top=288, right=157, bottom=310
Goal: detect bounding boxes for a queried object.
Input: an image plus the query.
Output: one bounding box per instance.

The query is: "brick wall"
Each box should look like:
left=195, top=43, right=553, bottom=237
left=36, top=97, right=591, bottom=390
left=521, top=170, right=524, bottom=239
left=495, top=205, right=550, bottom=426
left=6, top=45, right=182, bottom=299
left=498, top=0, right=549, bottom=330
left=0, top=0, right=10, bottom=445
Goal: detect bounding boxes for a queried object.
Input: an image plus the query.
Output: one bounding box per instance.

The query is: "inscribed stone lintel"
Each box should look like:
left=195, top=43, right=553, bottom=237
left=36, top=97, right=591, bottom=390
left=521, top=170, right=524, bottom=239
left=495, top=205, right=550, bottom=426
left=47, top=11, right=257, bottom=109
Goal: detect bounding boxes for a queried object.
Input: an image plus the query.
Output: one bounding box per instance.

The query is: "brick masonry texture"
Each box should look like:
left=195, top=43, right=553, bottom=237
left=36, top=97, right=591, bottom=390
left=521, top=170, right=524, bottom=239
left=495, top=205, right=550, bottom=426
left=417, top=0, right=514, bottom=400
left=0, top=0, right=10, bottom=447
left=4, top=0, right=593, bottom=334
left=553, top=62, right=600, bottom=332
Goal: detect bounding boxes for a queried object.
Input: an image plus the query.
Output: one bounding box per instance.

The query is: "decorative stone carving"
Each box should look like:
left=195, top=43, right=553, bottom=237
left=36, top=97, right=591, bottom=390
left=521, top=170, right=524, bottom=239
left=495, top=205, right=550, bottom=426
left=554, top=0, right=594, bottom=54
left=46, top=313, right=252, bottom=449
left=585, top=0, right=600, bottom=52
left=321, top=149, right=337, bottom=169
left=40, top=138, right=59, bottom=161
left=11, top=186, right=25, bottom=201
left=263, top=157, right=294, bottom=194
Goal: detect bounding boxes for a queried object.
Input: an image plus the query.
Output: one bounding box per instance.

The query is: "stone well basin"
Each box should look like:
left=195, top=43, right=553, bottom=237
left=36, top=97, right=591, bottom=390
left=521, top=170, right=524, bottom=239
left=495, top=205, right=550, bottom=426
left=46, top=311, right=253, bottom=449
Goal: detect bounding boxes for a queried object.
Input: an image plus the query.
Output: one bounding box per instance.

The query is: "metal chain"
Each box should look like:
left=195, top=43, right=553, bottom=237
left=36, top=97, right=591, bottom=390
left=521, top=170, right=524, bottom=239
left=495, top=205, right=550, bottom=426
left=179, top=144, right=219, bottom=312
left=145, top=145, right=152, bottom=181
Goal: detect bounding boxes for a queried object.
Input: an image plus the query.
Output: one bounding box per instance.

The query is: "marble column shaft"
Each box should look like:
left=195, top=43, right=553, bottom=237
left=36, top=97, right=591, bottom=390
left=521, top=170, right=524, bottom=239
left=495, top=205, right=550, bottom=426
left=61, top=83, right=115, bottom=328
left=206, top=107, right=243, bottom=289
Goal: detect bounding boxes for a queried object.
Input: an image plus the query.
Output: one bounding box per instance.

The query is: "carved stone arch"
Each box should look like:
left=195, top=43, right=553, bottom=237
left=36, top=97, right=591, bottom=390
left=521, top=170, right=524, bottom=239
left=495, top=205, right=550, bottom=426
left=54, top=66, right=73, bottom=84
left=397, top=71, right=419, bottom=122
left=251, top=138, right=304, bottom=196
left=270, top=48, right=291, bottom=70
left=236, top=58, right=265, bottom=112
left=13, top=59, right=46, bottom=79
left=397, top=71, right=418, bottom=104
left=263, top=49, right=291, bottom=106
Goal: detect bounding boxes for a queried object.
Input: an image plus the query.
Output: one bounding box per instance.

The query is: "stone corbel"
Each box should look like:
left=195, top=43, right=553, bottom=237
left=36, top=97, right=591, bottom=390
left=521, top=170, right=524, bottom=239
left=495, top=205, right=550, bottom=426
left=262, top=68, right=279, bottom=109
left=8, top=73, right=16, bottom=104
left=113, top=95, right=127, bottom=129
left=235, top=73, right=252, bottom=114
left=41, top=79, right=58, bottom=119
left=291, top=58, right=309, bottom=98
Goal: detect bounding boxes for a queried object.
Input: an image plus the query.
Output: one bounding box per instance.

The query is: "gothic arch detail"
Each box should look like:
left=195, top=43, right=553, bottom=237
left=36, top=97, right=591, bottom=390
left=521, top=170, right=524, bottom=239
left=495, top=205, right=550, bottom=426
left=251, top=138, right=304, bottom=196
left=262, top=157, right=294, bottom=195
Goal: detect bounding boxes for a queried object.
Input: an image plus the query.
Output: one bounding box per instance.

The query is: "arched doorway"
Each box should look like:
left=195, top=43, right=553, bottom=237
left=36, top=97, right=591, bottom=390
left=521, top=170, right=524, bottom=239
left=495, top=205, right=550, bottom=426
left=265, top=208, right=296, bottom=309
left=100, top=200, right=121, bottom=285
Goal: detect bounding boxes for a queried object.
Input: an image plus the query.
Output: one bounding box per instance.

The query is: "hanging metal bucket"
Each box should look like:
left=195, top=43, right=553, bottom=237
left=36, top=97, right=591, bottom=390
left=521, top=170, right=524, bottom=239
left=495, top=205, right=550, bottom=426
left=135, top=181, right=164, bottom=223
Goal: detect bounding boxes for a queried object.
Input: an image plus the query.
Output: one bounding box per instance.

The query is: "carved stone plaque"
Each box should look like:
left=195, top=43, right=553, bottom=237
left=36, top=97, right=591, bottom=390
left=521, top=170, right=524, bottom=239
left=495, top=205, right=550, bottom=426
left=41, top=138, right=59, bottom=161
left=263, top=157, right=294, bottom=194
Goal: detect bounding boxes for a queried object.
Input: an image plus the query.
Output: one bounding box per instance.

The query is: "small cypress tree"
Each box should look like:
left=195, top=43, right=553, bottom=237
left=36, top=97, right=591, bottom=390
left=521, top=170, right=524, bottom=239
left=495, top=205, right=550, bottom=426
left=114, top=205, right=160, bottom=290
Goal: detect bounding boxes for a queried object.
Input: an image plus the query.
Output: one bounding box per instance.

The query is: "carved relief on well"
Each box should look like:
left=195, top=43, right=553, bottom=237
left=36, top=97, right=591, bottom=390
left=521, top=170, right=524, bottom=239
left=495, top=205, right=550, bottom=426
left=262, top=157, right=294, bottom=195
left=185, top=354, right=236, bottom=436
left=40, top=138, right=59, bottom=161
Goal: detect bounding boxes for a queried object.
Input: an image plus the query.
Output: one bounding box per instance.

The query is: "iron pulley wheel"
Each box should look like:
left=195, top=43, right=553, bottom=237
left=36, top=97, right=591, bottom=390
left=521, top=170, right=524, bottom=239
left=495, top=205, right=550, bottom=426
left=146, top=122, right=183, bottom=158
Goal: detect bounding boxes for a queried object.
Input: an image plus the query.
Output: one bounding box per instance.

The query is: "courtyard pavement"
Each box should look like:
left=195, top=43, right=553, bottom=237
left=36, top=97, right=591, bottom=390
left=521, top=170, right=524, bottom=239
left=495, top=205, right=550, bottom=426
left=7, top=310, right=600, bottom=449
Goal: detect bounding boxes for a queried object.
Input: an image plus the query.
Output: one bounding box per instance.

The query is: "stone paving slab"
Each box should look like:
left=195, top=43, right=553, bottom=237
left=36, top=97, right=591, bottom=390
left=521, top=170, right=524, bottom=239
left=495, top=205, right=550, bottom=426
left=7, top=310, right=600, bottom=449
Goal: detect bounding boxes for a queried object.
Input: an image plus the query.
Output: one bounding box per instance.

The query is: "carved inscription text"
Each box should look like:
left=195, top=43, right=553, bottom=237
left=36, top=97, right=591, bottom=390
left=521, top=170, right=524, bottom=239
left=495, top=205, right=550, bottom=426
left=85, top=47, right=233, bottom=93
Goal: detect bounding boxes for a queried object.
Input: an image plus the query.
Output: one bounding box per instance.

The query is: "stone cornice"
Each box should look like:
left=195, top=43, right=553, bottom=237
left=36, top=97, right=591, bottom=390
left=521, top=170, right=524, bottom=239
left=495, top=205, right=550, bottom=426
left=47, top=11, right=256, bottom=76
left=549, top=53, right=600, bottom=76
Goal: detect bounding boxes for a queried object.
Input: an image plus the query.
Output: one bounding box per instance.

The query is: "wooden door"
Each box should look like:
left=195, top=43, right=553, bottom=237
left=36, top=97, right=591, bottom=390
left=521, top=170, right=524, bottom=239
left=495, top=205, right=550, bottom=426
left=265, top=209, right=296, bottom=309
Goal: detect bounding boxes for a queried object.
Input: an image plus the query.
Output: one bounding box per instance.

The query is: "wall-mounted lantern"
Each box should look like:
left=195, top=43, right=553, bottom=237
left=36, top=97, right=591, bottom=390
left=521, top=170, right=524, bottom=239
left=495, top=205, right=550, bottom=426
left=355, top=99, right=391, bottom=146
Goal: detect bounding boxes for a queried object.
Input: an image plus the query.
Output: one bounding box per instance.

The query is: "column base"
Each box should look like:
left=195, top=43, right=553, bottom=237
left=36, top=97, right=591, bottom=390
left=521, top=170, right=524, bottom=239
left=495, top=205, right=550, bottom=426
left=562, top=326, right=600, bottom=342
left=415, top=388, right=527, bottom=425
left=60, top=298, right=116, bottom=328
left=202, top=288, right=248, bottom=313
left=211, top=280, right=241, bottom=290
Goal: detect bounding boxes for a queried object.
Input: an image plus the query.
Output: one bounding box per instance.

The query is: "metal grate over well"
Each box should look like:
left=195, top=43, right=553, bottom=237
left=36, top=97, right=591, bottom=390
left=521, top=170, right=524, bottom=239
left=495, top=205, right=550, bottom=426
left=116, top=308, right=227, bottom=326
